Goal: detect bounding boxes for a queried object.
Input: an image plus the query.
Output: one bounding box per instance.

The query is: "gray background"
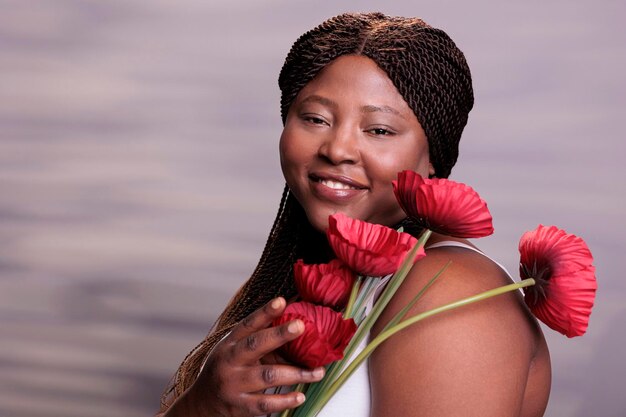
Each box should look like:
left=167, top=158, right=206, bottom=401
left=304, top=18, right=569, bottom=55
left=0, top=0, right=624, bottom=416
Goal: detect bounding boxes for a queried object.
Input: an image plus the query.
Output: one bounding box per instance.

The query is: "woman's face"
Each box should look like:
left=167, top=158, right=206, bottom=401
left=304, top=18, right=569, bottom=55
left=280, top=55, right=434, bottom=232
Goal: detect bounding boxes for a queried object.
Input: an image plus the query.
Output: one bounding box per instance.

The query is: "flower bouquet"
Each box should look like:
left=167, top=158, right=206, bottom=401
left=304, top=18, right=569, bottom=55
left=276, top=170, right=597, bottom=417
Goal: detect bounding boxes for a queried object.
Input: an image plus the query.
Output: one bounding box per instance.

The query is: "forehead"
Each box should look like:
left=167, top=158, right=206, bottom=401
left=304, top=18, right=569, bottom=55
left=293, top=55, right=414, bottom=116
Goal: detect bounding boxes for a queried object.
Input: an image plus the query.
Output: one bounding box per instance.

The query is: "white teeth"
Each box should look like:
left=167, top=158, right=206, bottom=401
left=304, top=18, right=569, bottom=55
left=319, top=179, right=358, bottom=190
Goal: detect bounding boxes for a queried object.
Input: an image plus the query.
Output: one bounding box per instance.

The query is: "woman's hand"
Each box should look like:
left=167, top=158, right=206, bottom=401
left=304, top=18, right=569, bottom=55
left=171, top=297, right=325, bottom=417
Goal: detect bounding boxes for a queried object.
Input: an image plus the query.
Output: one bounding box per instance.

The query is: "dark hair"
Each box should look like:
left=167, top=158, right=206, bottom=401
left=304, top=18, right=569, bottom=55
left=159, top=12, right=473, bottom=411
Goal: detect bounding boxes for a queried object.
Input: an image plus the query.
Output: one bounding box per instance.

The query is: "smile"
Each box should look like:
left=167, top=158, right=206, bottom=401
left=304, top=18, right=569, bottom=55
left=309, top=173, right=368, bottom=190
left=308, top=173, right=368, bottom=203
left=317, top=179, right=359, bottom=190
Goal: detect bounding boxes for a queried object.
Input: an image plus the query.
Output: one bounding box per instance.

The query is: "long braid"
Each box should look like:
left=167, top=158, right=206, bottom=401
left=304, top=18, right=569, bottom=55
left=160, top=12, right=474, bottom=411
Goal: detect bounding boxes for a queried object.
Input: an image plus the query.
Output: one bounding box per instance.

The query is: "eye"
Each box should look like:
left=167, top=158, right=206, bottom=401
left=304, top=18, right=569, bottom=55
left=302, top=114, right=329, bottom=126
left=367, top=127, right=395, bottom=136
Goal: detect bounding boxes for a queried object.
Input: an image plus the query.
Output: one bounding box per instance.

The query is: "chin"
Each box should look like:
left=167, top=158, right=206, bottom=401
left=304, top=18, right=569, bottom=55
left=304, top=206, right=406, bottom=232
left=306, top=211, right=332, bottom=233
left=301, top=204, right=347, bottom=233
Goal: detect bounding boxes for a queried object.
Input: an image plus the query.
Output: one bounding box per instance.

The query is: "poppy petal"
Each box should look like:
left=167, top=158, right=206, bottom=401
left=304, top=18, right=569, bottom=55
left=294, top=259, right=356, bottom=309
left=326, top=213, right=423, bottom=277
left=273, top=302, right=357, bottom=368
left=393, top=170, right=494, bottom=238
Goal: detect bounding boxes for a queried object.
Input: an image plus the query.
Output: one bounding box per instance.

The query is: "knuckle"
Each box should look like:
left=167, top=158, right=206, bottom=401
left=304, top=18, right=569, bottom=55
left=275, top=323, right=289, bottom=339
left=261, top=367, right=278, bottom=384
left=256, top=398, right=271, bottom=413
left=222, top=345, right=237, bottom=364
left=245, top=334, right=259, bottom=352
left=240, top=315, right=254, bottom=330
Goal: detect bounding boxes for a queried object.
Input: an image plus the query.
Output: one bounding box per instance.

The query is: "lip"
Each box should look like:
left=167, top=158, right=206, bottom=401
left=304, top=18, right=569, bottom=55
left=308, top=172, right=368, bottom=203
left=309, top=172, right=368, bottom=189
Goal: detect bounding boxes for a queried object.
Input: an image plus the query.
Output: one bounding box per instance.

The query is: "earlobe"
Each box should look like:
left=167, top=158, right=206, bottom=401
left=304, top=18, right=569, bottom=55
left=428, top=162, right=435, bottom=178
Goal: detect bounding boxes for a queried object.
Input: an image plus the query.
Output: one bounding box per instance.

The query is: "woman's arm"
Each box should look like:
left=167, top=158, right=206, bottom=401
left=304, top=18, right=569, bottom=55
left=369, top=246, right=543, bottom=417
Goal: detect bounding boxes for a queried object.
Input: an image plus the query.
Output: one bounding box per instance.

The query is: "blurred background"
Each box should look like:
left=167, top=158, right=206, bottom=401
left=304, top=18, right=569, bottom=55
left=0, top=0, right=624, bottom=416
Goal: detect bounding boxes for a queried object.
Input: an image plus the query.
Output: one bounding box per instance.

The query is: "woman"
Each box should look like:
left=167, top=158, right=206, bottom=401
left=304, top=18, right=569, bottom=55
left=157, top=12, right=551, bottom=417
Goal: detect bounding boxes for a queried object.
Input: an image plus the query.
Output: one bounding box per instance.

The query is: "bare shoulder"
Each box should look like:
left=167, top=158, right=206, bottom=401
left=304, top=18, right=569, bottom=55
left=374, top=242, right=537, bottom=333
left=369, top=243, right=549, bottom=417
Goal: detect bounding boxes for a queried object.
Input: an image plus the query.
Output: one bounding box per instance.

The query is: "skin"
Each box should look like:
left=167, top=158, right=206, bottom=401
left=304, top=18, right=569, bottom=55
left=160, top=55, right=551, bottom=417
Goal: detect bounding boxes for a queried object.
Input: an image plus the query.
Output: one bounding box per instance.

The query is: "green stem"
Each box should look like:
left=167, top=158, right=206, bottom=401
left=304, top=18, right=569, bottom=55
left=343, top=276, right=362, bottom=319
left=350, top=276, right=378, bottom=323
left=310, top=278, right=536, bottom=415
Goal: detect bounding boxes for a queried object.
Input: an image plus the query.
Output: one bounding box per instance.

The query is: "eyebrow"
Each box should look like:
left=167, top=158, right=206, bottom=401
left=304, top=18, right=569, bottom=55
left=361, top=104, right=405, bottom=119
left=299, top=95, right=338, bottom=108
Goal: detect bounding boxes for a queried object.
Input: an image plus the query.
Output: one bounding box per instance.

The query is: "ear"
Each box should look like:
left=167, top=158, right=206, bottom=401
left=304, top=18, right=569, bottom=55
left=428, top=162, right=436, bottom=178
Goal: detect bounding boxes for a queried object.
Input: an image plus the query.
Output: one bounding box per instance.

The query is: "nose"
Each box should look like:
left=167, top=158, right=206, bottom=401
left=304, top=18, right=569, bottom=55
left=318, top=124, right=359, bottom=165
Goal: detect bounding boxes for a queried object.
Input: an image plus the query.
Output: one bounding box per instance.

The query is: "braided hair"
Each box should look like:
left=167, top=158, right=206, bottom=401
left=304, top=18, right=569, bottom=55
left=159, top=12, right=474, bottom=411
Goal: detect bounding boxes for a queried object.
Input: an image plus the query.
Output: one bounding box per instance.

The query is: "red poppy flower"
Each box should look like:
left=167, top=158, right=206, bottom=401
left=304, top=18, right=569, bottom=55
left=392, top=170, right=494, bottom=238
left=294, top=259, right=355, bottom=309
left=273, top=301, right=357, bottom=368
left=519, top=224, right=597, bottom=337
left=326, top=213, right=423, bottom=277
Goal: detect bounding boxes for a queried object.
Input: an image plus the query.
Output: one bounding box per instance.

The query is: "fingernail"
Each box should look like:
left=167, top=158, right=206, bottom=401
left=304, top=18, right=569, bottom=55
left=313, top=367, right=324, bottom=379
left=296, top=393, right=305, bottom=404
left=287, top=320, right=302, bottom=334
left=270, top=298, right=282, bottom=309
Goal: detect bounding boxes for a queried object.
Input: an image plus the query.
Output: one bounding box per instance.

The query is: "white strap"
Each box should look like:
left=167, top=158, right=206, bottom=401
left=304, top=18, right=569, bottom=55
left=425, top=241, right=513, bottom=279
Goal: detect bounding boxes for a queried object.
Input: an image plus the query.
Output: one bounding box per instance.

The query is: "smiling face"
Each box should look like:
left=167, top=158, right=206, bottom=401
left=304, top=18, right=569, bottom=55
left=280, top=55, right=434, bottom=232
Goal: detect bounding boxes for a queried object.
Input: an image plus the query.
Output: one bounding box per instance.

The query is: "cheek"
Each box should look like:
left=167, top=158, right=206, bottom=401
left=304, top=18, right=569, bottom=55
left=279, top=134, right=294, bottom=181
left=400, top=141, right=431, bottom=177
left=279, top=129, right=307, bottom=184
left=278, top=132, right=289, bottom=168
left=411, top=151, right=432, bottom=177
left=373, top=147, right=430, bottom=183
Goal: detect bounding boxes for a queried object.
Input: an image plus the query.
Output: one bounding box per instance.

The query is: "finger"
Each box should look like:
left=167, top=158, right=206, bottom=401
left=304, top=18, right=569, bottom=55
left=232, top=319, right=304, bottom=364
left=242, top=391, right=306, bottom=416
left=239, top=364, right=325, bottom=392
left=228, top=297, right=287, bottom=341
